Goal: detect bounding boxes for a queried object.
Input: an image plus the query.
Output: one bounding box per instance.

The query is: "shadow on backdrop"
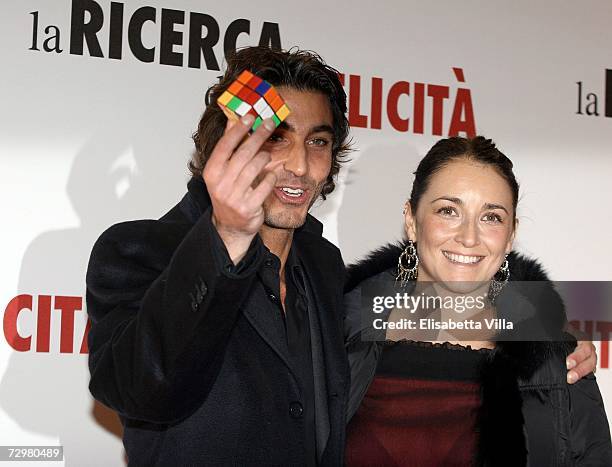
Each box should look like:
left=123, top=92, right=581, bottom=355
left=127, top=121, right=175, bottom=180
left=0, top=107, right=190, bottom=465
left=336, top=143, right=422, bottom=264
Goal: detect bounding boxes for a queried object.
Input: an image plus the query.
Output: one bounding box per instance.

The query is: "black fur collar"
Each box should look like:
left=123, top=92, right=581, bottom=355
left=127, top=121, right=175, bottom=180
left=345, top=240, right=570, bottom=379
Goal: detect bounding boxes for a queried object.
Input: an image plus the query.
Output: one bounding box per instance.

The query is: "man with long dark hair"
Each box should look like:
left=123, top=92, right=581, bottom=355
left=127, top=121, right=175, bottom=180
left=86, top=46, right=351, bottom=465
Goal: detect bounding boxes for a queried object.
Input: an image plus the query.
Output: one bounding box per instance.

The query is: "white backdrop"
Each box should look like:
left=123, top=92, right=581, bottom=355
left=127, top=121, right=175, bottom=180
left=2, top=0, right=612, bottom=465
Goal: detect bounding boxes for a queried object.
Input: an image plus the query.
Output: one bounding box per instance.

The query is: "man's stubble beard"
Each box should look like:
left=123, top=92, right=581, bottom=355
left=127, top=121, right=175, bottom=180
left=263, top=183, right=325, bottom=230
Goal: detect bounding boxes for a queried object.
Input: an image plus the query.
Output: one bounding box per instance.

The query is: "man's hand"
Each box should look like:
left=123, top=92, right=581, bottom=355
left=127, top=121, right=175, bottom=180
left=567, top=340, right=598, bottom=384
left=203, top=114, right=278, bottom=265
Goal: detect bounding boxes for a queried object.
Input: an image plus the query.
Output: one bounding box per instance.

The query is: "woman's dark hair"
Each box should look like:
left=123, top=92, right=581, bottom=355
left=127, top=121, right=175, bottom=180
left=190, top=46, right=351, bottom=199
left=409, top=136, right=519, bottom=222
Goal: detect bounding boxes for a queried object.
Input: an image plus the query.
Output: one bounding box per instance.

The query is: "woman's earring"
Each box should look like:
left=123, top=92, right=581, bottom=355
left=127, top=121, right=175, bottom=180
left=397, top=240, right=419, bottom=285
left=488, top=255, right=510, bottom=302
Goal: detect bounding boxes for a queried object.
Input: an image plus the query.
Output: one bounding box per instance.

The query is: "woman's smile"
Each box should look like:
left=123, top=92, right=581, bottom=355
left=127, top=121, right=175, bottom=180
left=441, top=250, right=485, bottom=265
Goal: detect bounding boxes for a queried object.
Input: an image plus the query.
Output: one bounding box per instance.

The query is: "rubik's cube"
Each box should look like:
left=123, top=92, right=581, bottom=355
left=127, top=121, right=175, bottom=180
left=217, top=70, right=291, bottom=131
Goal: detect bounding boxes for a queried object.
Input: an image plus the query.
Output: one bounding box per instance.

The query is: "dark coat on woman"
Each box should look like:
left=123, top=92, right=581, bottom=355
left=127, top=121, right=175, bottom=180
left=343, top=242, right=612, bottom=466
left=85, top=177, right=350, bottom=466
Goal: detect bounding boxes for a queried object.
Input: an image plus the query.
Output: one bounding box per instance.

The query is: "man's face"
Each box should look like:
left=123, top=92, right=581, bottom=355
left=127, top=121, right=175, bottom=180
left=256, top=86, right=334, bottom=230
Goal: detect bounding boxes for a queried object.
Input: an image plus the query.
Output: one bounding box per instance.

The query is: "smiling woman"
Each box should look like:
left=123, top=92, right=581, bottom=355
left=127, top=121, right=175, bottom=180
left=404, top=146, right=516, bottom=285
left=343, top=136, right=612, bottom=466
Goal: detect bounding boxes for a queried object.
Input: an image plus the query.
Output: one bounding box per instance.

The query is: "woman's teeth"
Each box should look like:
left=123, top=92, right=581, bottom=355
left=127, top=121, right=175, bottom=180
left=443, top=251, right=483, bottom=264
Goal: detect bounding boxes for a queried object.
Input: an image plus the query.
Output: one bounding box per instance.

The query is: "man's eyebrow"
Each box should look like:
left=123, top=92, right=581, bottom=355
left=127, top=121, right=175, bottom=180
left=275, top=121, right=334, bottom=135
left=311, top=124, right=334, bottom=135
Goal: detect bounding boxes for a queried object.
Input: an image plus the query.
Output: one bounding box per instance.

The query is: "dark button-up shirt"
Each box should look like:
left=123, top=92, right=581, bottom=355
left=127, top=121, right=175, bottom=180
left=210, top=225, right=317, bottom=465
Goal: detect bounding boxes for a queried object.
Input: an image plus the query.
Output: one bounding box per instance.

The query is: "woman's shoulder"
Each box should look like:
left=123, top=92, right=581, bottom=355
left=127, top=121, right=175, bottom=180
left=345, top=242, right=404, bottom=293
left=506, top=251, right=552, bottom=281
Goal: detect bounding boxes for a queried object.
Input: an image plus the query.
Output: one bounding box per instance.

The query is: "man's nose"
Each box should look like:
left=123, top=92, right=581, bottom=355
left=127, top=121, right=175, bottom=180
left=283, top=145, right=307, bottom=177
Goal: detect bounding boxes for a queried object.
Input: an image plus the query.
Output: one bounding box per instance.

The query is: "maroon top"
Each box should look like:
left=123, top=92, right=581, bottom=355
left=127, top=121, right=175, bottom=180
left=345, top=341, right=491, bottom=467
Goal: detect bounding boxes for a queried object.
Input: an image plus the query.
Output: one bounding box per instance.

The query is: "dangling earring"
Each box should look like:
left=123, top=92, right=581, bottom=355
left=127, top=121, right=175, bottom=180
left=488, top=255, right=510, bottom=302
left=396, top=240, right=419, bottom=286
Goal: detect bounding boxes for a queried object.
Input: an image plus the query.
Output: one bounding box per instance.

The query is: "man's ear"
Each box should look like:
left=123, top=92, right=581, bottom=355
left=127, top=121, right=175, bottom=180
left=404, top=202, right=417, bottom=241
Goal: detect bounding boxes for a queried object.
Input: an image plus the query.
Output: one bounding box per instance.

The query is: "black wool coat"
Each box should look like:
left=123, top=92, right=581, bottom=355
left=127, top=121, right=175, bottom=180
left=343, top=242, right=612, bottom=466
left=86, top=177, right=350, bottom=466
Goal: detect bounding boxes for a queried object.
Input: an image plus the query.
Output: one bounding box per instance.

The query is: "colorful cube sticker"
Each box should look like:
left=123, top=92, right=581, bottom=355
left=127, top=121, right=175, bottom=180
left=217, top=70, right=291, bottom=130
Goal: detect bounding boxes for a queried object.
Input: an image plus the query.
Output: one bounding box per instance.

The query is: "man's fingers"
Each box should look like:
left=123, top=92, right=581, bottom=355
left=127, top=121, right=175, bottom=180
left=217, top=117, right=277, bottom=185
left=204, top=116, right=279, bottom=236
left=568, top=356, right=597, bottom=384
left=567, top=341, right=597, bottom=383
left=228, top=118, right=276, bottom=165
left=249, top=169, right=278, bottom=208
left=567, top=341, right=595, bottom=369
left=206, top=114, right=256, bottom=171
left=234, top=151, right=272, bottom=194
left=224, top=116, right=238, bottom=132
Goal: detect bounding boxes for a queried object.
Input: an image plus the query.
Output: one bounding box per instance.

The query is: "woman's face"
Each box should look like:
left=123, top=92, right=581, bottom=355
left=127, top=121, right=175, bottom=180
left=405, top=158, right=516, bottom=285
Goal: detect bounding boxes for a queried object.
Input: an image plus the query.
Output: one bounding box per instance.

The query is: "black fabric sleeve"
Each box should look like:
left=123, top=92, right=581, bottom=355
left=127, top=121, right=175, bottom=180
left=568, top=373, right=612, bottom=465
left=207, top=209, right=264, bottom=277
left=344, top=285, right=381, bottom=423
left=86, top=210, right=264, bottom=424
